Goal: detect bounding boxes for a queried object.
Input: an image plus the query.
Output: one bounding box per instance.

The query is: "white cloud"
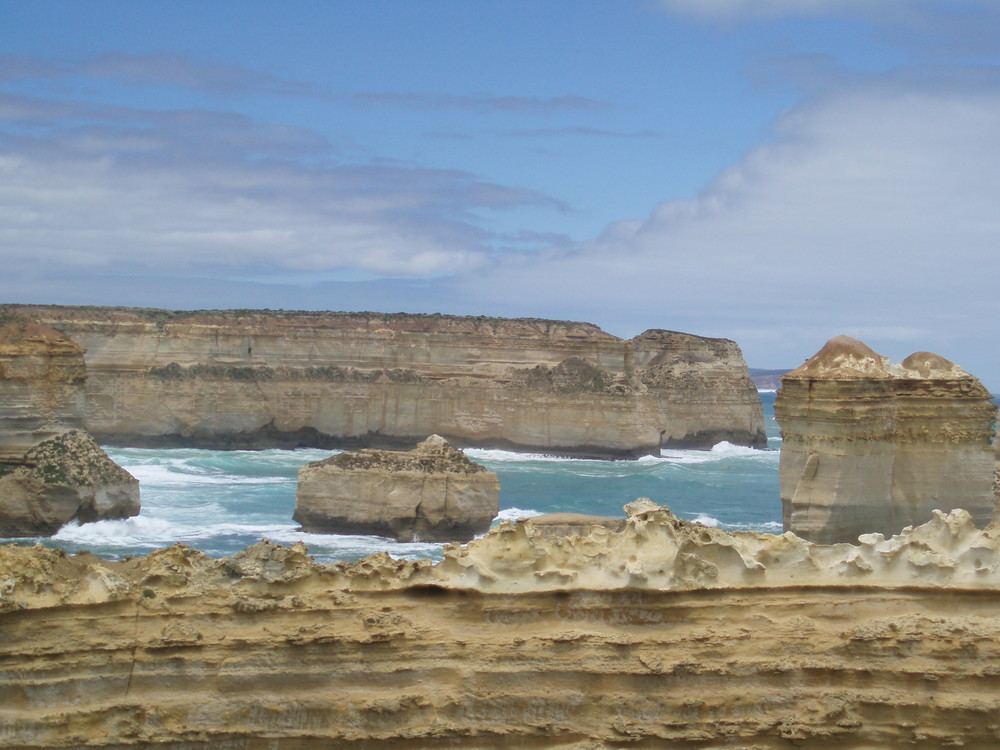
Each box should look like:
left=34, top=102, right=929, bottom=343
left=452, top=69, right=1000, bottom=379
left=0, top=93, right=559, bottom=281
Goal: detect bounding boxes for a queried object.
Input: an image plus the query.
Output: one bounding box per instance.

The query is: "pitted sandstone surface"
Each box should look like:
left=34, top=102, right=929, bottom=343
left=5, top=504, right=1000, bottom=747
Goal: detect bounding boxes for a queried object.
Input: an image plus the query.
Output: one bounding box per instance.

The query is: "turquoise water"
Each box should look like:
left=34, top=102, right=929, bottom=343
left=27, top=393, right=781, bottom=563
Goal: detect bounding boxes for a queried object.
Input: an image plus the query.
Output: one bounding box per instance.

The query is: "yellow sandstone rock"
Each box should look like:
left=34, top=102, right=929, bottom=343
left=294, top=435, right=499, bottom=542
left=4, top=504, right=1000, bottom=747
left=776, top=336, right=996, bottom=543
left=3, top=305, right=766, bottom=457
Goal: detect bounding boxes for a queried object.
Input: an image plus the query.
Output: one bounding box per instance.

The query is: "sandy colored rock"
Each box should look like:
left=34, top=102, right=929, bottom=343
left=3, top=305, right=766, bottom=457
left=776, top=336, right=996, bottom=544
left=0, top=430, right=140, bottom=536
left=7, top=505, right=1000, bottom=747
left=523, top=512, right=626, bottom=537
left=0, top=322, right=86, bottom=463
left=294, top=435, right=499, bottom=542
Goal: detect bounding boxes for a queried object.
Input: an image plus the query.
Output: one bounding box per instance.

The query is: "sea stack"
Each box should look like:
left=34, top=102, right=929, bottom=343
left=776, top=336, right=996, bottom=544
left=0, top=322, right=139, bottom=536
left=294, top=435, right=499, bottom=542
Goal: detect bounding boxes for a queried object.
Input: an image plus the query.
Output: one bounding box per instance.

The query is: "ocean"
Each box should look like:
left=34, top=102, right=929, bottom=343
left=25, top=392, right=782, bottom=564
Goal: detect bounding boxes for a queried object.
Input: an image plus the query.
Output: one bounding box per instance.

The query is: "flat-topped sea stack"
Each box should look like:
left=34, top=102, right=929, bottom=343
left=776, top=335, right=996, bottom=544
left=294, top=435, right=499, bottom=542
left=1, top=304, right=766, bottom=458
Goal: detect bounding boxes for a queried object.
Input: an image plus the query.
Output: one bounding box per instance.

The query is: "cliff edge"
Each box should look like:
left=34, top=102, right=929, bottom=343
left=4, top=504, right=1000, bottom=747
left=2, top=305, right=766, bottom=457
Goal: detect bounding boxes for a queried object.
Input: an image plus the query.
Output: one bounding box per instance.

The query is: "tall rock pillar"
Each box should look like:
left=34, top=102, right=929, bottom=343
left=776, top=336, right=996, bottom=544
left=890, top=352, right=996, bottom=530
left=775, top=336, right=897, bottom=544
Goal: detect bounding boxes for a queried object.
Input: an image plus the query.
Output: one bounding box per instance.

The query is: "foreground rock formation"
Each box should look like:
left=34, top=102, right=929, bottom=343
left=2, top=305, right=766, bottom=457
left=776, top=336, right=996, bottom=544
left=0, top=322, right=140, bottom=536
left=294, top=435, right=499, bottom=542
left=5, top=503, right=1000, bottom=747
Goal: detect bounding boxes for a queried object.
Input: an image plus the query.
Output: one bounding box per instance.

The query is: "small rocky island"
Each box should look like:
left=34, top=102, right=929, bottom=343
left=294, top=435, right=499, bottom=542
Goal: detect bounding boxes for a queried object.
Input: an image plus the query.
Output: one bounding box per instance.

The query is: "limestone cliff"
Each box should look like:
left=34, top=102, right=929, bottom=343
left=0, top=321, right=86, bottom=463
left=0, top=322, right=141, bottom=536
left=294, top=435, right=499, bottom=542
left=3, top=305, right=766, bottom=457
left=5, top=505, right=1000, bottom=747
left=776, top=336, right=996, bottom=544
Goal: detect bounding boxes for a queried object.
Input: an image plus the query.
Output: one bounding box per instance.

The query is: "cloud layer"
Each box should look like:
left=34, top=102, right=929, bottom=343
left=450, top=67, right=1000, bottom=376
left=0, top=85, right=562, bottom=280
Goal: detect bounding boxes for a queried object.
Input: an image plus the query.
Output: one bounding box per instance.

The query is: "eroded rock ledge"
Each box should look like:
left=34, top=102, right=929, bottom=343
left=2, top=305, right=766, bottom=457
left=5, top=504, right=1000, bottom=747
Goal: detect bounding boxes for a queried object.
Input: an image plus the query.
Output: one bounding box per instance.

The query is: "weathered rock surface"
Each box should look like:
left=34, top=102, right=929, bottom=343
left=0, top=322, right=86, bottom=463
left=2, top=305, right=766, bottom=457
left=6, top=504, right=1000, bottom=747
left=0, top=430, right=140, bottom=536
left=0, top=322, right=140, bottom=536
left=523, top=511, right=627, bottom=537
left=294, top=435, right=499, bottom=542
left=777, top=335, right=996, bottom=544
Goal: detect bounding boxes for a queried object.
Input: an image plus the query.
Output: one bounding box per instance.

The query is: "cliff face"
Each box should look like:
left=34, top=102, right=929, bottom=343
left=0, top=322, right=140, bottom=536
left=0, top=322, right=86, bottom=463
left=776, top=336, right=996, bottom=544
left=4, top=305, right=765, bottom=457
left=4, top=505, right=1000, bottom=748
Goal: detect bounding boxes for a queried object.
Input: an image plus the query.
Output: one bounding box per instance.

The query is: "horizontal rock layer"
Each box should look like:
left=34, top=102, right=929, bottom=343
left=294, top=435, right=499, bottom=542
left=4, top=507, right=1000, bottom=747
left=3, top=305, right=766, bottom=457
left=776, top=336, right=996, bottom=544
left=0, top=322, right=86, bottom=464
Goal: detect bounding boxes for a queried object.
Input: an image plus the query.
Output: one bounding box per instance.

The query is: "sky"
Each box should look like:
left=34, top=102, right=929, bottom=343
left=2, top=1, right=1000, bottom=387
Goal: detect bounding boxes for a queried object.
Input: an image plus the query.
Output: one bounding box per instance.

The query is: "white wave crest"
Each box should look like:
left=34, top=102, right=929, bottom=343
left=126, top=464, right=289, bottom=487
left=463, top=448, right=581, bottom=463
left=494, top=507, right=543, bottom=522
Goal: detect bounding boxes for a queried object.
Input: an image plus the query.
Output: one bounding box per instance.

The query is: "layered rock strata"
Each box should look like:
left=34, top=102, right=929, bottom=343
left=294, top=435, right=499, bottom=542
left=523, top=511, right=627, bottom=537
left=0, top=322, right=140, bottom=536
left=6, top=504, right=1000, bottom=747
left=776, top=336, right=996, bottom=544
left=2, top=305, right=766, bottom=457
left=0, top=322, right=86, bottom=464
left=0, top=430, right=140, bottom=536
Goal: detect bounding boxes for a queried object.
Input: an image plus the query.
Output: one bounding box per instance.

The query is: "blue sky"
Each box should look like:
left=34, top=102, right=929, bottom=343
left=2, top=1, right=1000, bottom=386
